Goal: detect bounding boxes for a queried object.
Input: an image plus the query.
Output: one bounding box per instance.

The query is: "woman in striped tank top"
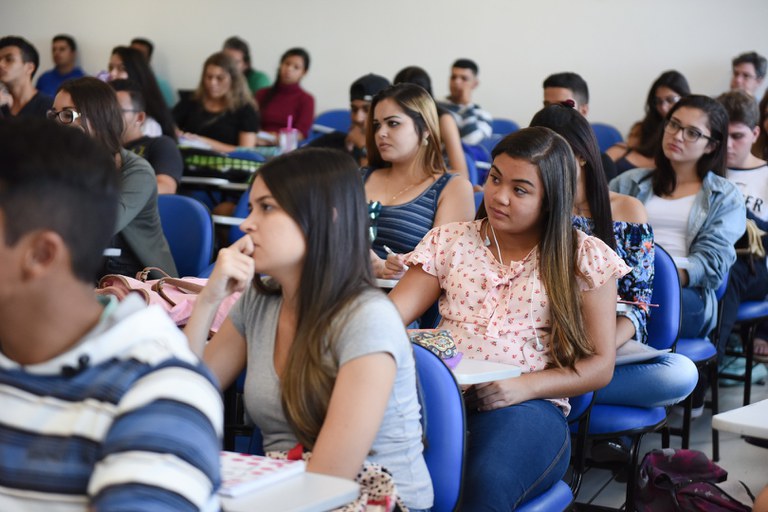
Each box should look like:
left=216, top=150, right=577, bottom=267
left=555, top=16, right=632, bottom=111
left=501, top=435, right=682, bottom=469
left=362, top=83, right=474, bottom=279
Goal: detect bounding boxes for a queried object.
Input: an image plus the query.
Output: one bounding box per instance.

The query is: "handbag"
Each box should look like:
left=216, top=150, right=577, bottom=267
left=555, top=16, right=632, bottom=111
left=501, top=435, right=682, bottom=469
left=268, top=445, right=407, bottom=512
left=408, top=329, right=462, bottom=369
left=96, top=267, right=240, bottom=333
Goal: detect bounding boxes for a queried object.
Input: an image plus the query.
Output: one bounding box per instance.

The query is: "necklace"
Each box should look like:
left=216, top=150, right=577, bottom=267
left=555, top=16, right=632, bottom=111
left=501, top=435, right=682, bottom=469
left=388, top=177, right=428, bottom=202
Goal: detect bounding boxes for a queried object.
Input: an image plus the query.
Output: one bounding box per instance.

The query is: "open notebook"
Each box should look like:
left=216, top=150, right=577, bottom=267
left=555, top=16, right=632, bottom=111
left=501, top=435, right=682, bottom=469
left=219, top=451, right=305, bottom=497
left=615, top=340, right=671, bottom=366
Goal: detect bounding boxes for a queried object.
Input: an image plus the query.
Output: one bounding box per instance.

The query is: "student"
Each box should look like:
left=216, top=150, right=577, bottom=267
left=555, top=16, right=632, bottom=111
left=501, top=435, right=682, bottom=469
left=607, top=70, right=691, bottom=174
left=542, top=71, right=618, bottom=181
left=716, top=91, right=768, bottom=363
left=388, top=127, right=628, bottom=509
left=35, top=34, right=86, bottom=98
left=184, top=148, right=433, bottom=511
left=730, top=51, right=766, bottom=97
left=107, top=46, right=176, bottom=139
left=111, top=79, right=183, bottom=194
left=255, top=48, right=314, bottom=141
left=438, top=58, right=493, bottom=145
left=0, top=36, right=52, bottom=118
left=129, top=37, right=176, bottom=107
left=530, top=104, right=697, bottom=457
left=222, top=36, right=270, bottom=94
left=0, top=118, right=221, bottom=511
left=394, top=65, right=468, bottom=179
left=755, top=91, right=768, bottom=160
left=307, top=73, right=390, bottom=165
left=362, top=83, right=475, bottom=279
left=174, top=52, right=260, bottom=153
left=51, top=76, right=177, bottom=278
left=611, top=95, right=746, bottom=340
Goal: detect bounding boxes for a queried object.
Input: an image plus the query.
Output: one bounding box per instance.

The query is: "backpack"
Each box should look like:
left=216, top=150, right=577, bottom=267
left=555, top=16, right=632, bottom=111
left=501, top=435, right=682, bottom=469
left=636, top=448, right=752, bottom=511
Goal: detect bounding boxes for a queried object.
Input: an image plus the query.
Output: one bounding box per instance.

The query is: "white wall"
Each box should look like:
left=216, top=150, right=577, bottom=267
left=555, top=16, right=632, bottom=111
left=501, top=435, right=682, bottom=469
left=3, top=0, right=767, bottom=136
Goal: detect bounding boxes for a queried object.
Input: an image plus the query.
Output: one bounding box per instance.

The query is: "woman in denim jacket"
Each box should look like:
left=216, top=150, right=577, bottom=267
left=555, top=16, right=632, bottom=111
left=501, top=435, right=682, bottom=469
left=610, top=95, right=746, bottom=339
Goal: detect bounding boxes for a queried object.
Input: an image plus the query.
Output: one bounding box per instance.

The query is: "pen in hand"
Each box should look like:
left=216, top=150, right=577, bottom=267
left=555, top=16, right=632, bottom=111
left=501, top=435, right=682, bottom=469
left=383, top=245, right=409, bottom=271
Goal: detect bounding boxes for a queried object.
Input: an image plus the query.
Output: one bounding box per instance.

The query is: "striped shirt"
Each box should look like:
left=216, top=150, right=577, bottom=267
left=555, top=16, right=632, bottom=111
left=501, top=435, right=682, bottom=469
left=364, top=168, right=454, bottom=258
left=0, top=295, right=222, bottom=512
left=438, top=100, right=493, bottom=145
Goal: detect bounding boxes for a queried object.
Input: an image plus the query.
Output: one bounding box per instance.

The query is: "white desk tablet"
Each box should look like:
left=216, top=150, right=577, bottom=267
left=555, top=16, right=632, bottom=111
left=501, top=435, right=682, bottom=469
left=711, top=398, right=768, bottom=441
left=451, top=358, right=521, bottom=385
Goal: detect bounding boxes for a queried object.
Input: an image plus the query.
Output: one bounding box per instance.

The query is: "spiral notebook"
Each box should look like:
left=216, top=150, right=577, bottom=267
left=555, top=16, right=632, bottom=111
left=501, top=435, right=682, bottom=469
left=219, top=451, right=306, bottom=497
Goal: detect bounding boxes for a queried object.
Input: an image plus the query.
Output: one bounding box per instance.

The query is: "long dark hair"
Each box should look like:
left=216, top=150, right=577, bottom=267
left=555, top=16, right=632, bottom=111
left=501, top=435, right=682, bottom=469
left=59, top=77, right=124, bottom=158
left=260, top=48, right=310, bottom=109
left=530, top=104, right=615, bottom=249
left=254, top=147, right=375, bottom=449
left=481, top=127, right=593, bottom=371
left=111, top=46, right=176, bottom=139
left=636, top=70, right=690, bottom=157
left=653, top=95, right=728, bottom=196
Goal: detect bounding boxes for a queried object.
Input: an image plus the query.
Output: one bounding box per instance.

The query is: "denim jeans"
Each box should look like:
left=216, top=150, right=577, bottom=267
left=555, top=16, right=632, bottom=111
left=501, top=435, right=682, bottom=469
left=715, top=256, right=768, bottom=363
left=462, top=399, right=570, bottom=510
left=680, top=287, right=709, bottom=338
left=595, top=352, right=698, bottom=407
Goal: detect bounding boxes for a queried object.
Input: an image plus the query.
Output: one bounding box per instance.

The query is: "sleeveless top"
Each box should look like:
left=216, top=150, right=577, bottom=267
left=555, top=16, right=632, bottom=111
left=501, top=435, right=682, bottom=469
left=363, top=167, right=453, bottom=258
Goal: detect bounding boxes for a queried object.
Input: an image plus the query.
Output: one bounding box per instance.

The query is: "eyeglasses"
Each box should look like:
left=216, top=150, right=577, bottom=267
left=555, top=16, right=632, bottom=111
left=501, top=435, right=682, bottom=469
left=368, top=200, right=382, bottom=243
left=663, top=118, right=715, bottom=144
left=46, top=108, right=83, bottom=125
left=654, top=95, right=680, bottom=107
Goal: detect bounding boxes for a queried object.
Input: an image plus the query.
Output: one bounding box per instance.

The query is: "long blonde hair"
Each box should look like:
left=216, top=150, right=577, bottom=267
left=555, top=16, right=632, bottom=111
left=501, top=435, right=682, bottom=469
left=194, top=52, right=255, bottom=112
left=478, top=127, right=593, bottom=370
left=365, top=83, right=445, bottom=178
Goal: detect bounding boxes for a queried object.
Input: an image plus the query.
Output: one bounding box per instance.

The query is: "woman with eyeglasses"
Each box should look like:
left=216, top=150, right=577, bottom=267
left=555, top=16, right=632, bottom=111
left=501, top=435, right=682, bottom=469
left=610, top=95, right=746, bottom=341
left=364, top=83, right=475, bottom=281
left=49, top=76, right=177, bottom=278
left=607, top=70, right=690, bottom=174
left=107, top=46, right=176, bottom=140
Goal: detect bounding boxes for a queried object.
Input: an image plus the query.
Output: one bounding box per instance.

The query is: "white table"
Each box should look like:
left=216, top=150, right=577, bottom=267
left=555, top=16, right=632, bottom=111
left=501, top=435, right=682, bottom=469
left=181, top=176, right=250, bottom=192
left=376, top=278, right=400, bottom=289
left=451, top=357, right=521, bottom=385
left=221, top=472, right=359, bottom=512
left=712, top=398, right=768, bottom=441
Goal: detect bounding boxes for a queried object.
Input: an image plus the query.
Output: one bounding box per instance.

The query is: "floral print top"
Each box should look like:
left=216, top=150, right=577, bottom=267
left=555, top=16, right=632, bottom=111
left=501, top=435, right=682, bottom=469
left=405, top=220, right=630, bottom=414
left=572, top=216, right=654, bottom=344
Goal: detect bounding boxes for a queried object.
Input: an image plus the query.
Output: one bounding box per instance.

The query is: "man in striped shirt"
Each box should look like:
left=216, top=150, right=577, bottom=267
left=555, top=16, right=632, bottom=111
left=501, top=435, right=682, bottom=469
left=0, top=119, right=222, bottom=511
left=438, top=58, right=493, bottom=145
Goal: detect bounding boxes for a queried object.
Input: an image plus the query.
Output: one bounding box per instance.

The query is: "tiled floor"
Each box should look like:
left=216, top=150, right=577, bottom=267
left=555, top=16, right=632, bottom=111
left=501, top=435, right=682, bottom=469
left=573, top=363, right=768, bottom=510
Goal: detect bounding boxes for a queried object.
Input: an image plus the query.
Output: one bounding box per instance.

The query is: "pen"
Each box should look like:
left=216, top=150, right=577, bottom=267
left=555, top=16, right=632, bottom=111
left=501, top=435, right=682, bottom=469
left=383, top=245, right=409, bottom=271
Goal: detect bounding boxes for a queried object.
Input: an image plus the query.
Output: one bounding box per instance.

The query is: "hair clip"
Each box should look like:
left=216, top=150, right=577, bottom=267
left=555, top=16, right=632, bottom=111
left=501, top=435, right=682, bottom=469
left=559, top=100, right=576, bottom=108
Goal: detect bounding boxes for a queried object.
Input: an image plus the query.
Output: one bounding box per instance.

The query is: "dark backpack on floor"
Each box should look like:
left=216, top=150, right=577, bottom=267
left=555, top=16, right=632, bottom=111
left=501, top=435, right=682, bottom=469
left=636, top=448, right=752, bottom=511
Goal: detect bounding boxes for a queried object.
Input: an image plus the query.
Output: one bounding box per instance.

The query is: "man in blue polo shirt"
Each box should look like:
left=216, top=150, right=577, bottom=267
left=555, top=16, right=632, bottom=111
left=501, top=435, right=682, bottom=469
left=36, top=34, right=86, bottom=98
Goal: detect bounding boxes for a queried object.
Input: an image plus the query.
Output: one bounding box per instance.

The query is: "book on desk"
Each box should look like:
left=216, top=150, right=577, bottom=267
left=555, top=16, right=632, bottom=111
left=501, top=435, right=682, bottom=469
left=219, top=451, right=306, bottom=498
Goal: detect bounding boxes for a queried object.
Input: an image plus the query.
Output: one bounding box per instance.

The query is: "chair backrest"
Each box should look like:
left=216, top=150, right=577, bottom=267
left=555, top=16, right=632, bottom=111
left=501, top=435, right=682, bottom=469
left=646, top=244, right=681, bottom=350
left=491, top=118, right=520, bottom=136
left=412, top=344, right=466, bottom=512
left=311, top=109, right=351, bottom=137
left=157, top=195, right=214, bottom=277
left=474, top=191, right=484, bottom=211
left=463, top=147, right=479, bottom=186
left=590, top=122, right=623, bottom=153
left=227, top=187, right=252, bottom=245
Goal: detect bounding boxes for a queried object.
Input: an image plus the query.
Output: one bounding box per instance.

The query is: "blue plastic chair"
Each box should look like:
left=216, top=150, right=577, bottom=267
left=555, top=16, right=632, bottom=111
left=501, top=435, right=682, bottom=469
left=673, top=271, right=728, bottom=460
left=491, top=118, right=520, bottom=136
left=474, top=191, right=484, bottom=211
left=721, top=298, right=768, bottom=406
left=572, top=245, right=680, bottom=511
left=226, top=186, right=251, bottom=246
left=591, top=122, right=623, bottom=153
left=462, top=147, right=479, bottom=186
left=157, top=195, right=214, bottom=277
left=412, top=344, right=466, bottom=512
left=310, top=109, right=351, bottom=138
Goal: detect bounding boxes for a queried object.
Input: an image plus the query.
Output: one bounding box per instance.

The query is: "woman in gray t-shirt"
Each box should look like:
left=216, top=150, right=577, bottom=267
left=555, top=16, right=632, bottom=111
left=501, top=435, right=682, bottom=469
left=185, top=148, right=433, bottom=510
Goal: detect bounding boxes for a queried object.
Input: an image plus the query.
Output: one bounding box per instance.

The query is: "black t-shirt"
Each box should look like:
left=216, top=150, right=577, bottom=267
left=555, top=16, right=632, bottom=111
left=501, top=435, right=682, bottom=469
left=125, top=135, right=184, bottom=184
left=0, top=91, right=52, bottom=119
left=172, top=98, right=260, bottom=146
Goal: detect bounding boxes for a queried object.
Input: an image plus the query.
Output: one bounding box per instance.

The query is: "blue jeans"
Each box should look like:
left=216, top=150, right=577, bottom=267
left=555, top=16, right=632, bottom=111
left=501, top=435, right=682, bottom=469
left=680, top=287, right=709, bottom=338
left=462, top=399, right=570, bottom=510
left=595, top=352, right=698, bottom=407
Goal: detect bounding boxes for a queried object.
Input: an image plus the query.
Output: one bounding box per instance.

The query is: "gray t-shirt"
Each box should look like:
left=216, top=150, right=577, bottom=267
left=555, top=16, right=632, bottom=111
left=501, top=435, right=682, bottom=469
left=229, top=286, right=433, bottom=509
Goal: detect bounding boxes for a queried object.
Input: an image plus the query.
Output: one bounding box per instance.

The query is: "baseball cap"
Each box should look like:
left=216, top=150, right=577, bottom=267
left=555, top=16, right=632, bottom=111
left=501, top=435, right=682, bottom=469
left=350, top=74, right=390, bottom=102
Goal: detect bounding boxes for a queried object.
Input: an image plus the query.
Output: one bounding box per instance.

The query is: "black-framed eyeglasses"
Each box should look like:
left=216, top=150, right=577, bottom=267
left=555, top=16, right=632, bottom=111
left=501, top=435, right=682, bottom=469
left=663, top=118, right=715, bottom=144
left=46, top=108, right=83, bottom=125
left=368, top=200, right=382, bottom=243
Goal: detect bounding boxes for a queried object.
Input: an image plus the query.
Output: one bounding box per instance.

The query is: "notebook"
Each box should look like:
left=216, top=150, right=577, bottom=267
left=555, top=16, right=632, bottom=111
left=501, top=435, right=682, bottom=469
left=615, top=340, right=671, bottom=366
left=219, top=451, right=306, bottom=497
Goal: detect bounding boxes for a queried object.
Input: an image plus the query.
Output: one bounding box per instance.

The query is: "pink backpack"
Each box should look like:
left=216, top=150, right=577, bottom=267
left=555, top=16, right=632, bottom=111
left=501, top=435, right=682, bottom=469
left=636, top=449, right=752, bottom=511
left=97, top=267, right=241, bottom=333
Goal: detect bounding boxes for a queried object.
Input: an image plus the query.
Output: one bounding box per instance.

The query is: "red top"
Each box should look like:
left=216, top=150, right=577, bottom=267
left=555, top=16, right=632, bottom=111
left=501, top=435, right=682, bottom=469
left=255, top=82, right=315, bottom=138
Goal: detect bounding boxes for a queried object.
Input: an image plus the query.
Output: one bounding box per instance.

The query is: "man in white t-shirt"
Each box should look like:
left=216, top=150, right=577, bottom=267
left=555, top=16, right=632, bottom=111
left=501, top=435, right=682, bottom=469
left=717, top=91, right=768, bottom=363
